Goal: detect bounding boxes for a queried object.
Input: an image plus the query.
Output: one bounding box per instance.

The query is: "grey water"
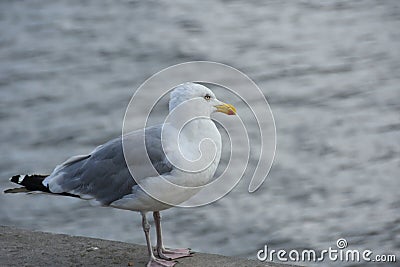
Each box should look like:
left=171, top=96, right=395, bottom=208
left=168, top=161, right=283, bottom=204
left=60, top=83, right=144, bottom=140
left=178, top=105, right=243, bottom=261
left=0, top=1, right=399, bottom=266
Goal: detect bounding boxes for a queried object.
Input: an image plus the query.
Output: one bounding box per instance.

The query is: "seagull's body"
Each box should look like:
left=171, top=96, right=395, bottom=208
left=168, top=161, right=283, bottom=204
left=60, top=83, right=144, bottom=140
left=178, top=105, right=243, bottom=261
left=5, top=82, right=236, bottom=267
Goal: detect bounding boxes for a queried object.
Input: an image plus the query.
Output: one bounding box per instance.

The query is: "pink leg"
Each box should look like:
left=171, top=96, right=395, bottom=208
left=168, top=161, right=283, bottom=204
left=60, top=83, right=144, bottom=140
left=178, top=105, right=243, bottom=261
left=141, top=212, right=177, bottom=267
left=153, top=211, right=193, bottom=260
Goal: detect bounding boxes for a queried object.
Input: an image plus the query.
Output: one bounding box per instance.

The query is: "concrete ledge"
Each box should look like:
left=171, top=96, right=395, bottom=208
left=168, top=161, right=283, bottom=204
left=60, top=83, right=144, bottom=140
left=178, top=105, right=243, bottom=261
left=0, top=225, right=295, bottom=267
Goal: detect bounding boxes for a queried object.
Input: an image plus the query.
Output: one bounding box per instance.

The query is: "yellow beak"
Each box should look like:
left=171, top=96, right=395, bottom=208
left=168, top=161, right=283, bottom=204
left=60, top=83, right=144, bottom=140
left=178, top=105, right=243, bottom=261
left=215, top=103, right=236, bottom=115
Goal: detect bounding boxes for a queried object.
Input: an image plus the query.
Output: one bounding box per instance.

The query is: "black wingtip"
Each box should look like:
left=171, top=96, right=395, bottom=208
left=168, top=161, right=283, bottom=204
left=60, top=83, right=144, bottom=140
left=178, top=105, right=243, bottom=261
left=9, top=174, right=49, bottom=191
left=7, top=174, right=80, bottom=198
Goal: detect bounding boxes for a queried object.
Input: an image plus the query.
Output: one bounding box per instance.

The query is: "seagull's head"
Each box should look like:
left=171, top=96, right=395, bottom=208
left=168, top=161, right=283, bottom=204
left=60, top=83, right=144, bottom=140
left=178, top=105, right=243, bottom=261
left=169, top=82, right=236, bottom=117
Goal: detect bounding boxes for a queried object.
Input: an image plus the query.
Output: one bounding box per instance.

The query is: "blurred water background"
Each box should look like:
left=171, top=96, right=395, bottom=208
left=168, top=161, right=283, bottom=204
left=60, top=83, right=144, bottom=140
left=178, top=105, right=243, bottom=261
left=0, top=1, right=399, bottom=266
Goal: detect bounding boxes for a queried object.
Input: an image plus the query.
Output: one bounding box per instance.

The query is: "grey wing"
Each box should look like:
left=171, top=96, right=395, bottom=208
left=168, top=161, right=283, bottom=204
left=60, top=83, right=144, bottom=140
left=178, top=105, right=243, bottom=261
left=43, top=125, right=172, bottom=205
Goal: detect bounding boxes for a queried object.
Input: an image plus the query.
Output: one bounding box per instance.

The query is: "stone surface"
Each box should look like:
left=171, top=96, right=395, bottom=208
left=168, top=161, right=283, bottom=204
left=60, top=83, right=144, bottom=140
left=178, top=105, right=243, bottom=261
left=0, top=226, right=296, bottom=267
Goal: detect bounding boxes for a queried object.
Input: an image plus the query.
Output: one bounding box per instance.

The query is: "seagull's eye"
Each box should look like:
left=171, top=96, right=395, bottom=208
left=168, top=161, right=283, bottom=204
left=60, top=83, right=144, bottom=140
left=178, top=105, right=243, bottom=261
left=204, top=94, right=211, bottom=101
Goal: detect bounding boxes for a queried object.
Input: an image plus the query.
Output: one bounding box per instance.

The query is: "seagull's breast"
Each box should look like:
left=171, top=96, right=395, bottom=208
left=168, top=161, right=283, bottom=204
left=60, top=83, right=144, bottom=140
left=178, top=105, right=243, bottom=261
left=111, top=119, right=222, bottom=212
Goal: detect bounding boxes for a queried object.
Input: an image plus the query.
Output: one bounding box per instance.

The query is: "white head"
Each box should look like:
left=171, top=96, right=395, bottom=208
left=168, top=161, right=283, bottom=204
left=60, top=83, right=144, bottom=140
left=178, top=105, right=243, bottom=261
left=169, top=82, right=236, bottom=117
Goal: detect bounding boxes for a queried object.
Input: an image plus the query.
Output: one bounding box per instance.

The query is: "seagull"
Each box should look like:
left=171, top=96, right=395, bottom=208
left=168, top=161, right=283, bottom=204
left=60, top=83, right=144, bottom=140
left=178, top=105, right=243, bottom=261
left=5, top=82, right=237, bottom=267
